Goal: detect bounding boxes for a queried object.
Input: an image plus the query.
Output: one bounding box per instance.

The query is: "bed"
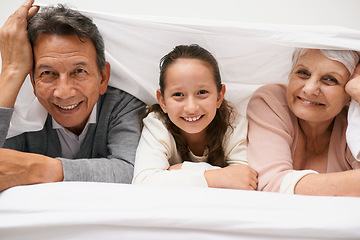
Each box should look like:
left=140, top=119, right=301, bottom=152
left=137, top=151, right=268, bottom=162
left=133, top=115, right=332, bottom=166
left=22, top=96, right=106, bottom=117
left=1, top=3, right=360, bottom=239
left=1, top=182, right=360, bottom=240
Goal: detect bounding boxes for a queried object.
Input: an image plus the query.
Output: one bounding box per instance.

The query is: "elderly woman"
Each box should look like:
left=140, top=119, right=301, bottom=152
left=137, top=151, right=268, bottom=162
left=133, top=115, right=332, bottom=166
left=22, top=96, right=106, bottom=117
left=247, top=48, right=360, bottom=196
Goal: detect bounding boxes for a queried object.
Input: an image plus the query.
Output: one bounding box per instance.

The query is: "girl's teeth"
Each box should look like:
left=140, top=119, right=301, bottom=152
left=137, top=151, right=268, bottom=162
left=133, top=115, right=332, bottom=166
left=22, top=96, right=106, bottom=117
left=184, top=116, right=201, bottom=122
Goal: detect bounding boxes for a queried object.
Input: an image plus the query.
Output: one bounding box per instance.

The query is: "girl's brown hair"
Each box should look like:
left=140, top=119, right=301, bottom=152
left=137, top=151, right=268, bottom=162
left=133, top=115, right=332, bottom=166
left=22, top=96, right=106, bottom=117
left=149, top=44, right=234, bottom=167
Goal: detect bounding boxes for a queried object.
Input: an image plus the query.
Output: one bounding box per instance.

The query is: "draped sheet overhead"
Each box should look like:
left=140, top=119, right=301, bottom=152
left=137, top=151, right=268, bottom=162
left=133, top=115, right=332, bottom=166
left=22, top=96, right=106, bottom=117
left=7, top=7, right=360, bottom=138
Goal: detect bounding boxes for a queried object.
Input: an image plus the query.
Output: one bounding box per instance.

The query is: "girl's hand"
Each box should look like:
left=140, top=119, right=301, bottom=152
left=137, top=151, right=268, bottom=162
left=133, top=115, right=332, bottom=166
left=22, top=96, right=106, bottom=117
left=168, top=163, right=183, bottom=170
left=205, top=164, right=258, bottom=190
left=345, top=64, right=360, bottom=104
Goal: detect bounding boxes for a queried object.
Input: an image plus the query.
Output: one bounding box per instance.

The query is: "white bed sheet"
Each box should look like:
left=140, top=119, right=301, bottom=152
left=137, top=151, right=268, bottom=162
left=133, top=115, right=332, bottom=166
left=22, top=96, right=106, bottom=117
left=0, top=182, right=359, bottom=240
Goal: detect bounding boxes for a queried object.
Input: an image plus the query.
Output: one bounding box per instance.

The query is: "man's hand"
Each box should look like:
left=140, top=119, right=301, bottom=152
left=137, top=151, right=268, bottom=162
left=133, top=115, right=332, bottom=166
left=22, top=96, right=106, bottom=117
left=205, top=164, right=258, bottom=190
left=0, top=0, right=39, bottom=108
left=0, top=148, right=64, bottom=192
left=345, top=63, right=360, bottom=104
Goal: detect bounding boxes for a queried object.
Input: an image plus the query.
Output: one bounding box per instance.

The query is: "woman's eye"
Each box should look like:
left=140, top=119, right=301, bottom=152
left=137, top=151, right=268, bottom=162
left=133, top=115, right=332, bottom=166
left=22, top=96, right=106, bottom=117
left=296, top=69, right=310, bottom=78
left=322, top=76, right=338, bottom=85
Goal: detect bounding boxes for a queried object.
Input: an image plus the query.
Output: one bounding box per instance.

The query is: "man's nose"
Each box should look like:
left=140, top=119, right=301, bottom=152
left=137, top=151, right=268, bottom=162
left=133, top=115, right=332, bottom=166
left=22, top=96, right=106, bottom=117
left=53, top=75, right=77, bottom=99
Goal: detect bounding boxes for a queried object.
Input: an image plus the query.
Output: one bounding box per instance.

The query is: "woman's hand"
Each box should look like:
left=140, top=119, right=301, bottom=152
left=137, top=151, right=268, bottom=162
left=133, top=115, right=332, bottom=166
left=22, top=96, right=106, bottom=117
left=345, top=64, right=360, bottom=104
left=205, top=164, right=258, bottom=190
left=295, top=169, right=360, bottom=197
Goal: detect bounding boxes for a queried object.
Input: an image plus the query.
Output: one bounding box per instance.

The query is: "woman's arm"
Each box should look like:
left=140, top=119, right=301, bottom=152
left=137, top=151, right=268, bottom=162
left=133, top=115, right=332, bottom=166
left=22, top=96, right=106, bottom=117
left=295, top=170, right=360, bottom=197
left=247, top=84, right=299, bottom=192
left=345, top=64, right=360, bottom=160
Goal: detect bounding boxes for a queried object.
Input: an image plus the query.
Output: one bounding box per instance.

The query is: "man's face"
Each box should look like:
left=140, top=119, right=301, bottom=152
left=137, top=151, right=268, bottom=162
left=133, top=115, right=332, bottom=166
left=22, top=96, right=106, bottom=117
left=31, top=34, right=109, bottom=135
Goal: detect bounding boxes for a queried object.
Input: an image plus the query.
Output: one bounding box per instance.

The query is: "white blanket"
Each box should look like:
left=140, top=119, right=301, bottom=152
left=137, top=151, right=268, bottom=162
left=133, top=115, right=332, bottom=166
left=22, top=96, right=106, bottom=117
left=0, top=182, right=359, bottom=240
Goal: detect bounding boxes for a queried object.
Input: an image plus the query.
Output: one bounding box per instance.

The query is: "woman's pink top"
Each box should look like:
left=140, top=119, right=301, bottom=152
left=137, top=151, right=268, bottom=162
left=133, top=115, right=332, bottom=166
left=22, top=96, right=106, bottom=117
left=247, top=84, right=360, bottom=193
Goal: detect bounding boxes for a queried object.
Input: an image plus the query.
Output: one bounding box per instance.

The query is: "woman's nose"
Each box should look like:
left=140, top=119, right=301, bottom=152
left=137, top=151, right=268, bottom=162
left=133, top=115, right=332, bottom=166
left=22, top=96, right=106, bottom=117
left=303, top=77, right=320, bottom=96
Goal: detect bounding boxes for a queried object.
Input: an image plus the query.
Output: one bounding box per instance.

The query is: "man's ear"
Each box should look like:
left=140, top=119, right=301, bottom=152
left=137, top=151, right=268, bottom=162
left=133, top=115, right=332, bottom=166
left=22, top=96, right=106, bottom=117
left=99, top=62, right=110, bottom=95
left=156, top=89, right=167, bottom=113
left=217, top=84, right=226, bottom=108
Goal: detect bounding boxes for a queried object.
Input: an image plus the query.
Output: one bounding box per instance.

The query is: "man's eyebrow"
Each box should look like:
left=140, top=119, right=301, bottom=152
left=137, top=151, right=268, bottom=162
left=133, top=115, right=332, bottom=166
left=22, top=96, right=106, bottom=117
left=37, top=64, right=52, bottom=69
left=74, top=62, right=87, bottom=66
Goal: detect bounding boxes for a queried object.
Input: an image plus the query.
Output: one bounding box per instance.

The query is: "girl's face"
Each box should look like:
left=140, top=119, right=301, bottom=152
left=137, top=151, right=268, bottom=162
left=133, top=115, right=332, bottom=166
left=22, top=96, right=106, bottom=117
left=157, top=58, right=225, bottom=140
left=286, top=49, right=350, bottom=126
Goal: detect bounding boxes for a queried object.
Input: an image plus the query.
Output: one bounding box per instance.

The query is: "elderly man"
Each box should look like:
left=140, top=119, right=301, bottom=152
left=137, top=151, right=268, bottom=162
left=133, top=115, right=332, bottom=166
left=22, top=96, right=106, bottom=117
left=0, top=0, right=145, bottom=191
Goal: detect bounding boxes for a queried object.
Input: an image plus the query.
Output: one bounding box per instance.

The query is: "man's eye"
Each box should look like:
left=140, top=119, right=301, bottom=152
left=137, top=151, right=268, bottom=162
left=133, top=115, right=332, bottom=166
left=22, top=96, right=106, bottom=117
left=40, top=71, right=52, bottom=76
left=198, top=90, right=208, bottom=95
left=75, top=69, right=87, bottom=74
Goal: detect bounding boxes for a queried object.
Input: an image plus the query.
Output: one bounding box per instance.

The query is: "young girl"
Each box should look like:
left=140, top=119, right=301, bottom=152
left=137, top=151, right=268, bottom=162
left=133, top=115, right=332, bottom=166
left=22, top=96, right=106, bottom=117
left=132, top=44, right=257, bottom=189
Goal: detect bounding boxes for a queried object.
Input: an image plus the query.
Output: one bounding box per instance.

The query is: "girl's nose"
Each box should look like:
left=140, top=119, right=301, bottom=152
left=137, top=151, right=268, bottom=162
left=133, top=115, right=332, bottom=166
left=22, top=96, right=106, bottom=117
left=184, top=96, right=198, bottom=113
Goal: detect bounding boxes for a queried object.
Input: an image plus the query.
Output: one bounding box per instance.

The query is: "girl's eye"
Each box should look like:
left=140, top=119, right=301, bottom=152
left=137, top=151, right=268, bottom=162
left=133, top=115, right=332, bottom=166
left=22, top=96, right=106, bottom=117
left=322, top=75, right=338, bottom=85
left=198, top=90, right=208, bottom=95
left=173, top=92, right=183, bottom=97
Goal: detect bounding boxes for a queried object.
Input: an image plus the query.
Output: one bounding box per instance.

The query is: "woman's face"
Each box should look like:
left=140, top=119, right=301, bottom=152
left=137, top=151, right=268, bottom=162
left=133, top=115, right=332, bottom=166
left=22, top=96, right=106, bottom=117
left=286, top=49, right=350, bottom=125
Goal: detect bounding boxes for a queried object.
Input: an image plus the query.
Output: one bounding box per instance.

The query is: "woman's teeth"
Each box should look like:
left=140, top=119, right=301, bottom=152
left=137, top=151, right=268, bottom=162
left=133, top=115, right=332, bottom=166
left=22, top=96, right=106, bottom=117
left=299, top=97, right=322, bottom=105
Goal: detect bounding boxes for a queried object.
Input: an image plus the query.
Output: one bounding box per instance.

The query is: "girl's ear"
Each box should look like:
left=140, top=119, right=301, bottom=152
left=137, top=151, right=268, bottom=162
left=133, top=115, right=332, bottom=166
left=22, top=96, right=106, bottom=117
left=156, top=89, right=168, bottom=113
left=217, top=84, right=226, bottom=108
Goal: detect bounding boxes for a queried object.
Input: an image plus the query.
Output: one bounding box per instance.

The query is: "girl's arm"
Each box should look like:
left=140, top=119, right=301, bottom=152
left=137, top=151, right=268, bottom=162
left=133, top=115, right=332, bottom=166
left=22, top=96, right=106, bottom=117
left=204, top=165, right=258, bottom=190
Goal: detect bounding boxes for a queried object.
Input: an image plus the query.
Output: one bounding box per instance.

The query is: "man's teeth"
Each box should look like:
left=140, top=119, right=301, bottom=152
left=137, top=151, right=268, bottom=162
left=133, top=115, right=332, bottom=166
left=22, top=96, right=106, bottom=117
left=58, top=103, right=79, bottom=110
left=184, top=116, right=201, bottom=122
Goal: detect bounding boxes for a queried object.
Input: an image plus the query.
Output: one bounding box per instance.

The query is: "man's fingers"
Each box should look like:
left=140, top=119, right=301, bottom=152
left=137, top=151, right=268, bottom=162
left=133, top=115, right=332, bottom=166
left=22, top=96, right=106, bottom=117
left=28, top=6, right=40, bottom=20
left=13, top=0, right=36, bottom=19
